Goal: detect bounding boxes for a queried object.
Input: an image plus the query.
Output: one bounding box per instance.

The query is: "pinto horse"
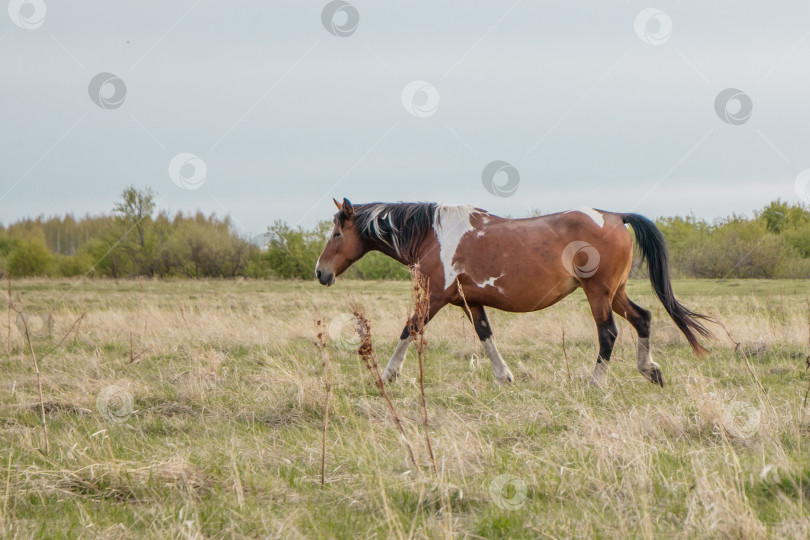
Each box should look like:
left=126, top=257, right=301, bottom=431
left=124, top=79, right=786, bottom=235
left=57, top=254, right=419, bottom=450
left=315, top=198, right=711, bottom=387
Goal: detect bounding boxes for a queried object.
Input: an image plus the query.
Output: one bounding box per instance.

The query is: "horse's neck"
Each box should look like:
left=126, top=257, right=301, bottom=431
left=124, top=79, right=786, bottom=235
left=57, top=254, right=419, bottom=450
left=367, top=239, right=411, bottom=266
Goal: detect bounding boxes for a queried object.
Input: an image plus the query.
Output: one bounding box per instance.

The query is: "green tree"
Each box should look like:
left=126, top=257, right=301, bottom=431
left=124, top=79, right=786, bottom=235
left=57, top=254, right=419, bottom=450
left=111, top=186, right=159, bottom=275
left=265, top=221, right=330, bottom=279
left=7, top=238, right=53, bottom=276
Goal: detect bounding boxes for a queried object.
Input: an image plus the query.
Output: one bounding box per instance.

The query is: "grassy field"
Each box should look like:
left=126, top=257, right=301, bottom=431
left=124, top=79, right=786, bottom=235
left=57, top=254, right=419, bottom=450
left=1, top=277, right=809, bottom=538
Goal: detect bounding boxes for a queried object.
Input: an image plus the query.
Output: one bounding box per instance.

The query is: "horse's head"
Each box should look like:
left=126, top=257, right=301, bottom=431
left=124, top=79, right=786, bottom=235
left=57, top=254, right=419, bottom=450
left=315, top=198, right=367, bottom=286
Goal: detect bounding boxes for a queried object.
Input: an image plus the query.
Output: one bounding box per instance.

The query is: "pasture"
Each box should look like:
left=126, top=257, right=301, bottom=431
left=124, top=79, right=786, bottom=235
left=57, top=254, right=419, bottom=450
left=1, top=278, right=809, bottom=538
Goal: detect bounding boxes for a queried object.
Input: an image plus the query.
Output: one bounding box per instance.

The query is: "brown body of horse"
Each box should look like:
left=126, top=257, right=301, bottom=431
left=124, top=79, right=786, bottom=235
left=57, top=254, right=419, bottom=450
left=315, top=199, right=711, bottom=387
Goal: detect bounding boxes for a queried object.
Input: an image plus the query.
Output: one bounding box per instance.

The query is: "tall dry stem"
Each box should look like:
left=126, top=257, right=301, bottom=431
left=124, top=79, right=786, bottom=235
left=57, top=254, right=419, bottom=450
left=455, top=279, right=481, bottom=366
left=313, top=313, right=332, bottom=486
left=5, top=274, right=10, bottom=358
left=799, top=300, right=809, bottom=409
left=349, top=298, right=418, bottom=471
left=8, top=300, right=49, bottom=455
left=718, top=321, right=775, bottom=415
left=562, top=328, right=571, bottom=383
left=409, top=265, right=436, bottom=474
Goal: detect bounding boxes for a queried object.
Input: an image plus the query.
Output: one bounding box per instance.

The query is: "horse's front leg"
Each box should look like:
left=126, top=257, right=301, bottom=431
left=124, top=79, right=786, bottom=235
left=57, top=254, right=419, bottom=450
left=381, top=326, right=412, bottom=382
left=382, top=300, right=445, bottom=383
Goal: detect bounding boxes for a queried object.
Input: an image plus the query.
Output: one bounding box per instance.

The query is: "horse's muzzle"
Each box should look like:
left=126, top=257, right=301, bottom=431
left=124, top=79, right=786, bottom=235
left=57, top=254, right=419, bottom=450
left=316, top=269, right=335, bottom=286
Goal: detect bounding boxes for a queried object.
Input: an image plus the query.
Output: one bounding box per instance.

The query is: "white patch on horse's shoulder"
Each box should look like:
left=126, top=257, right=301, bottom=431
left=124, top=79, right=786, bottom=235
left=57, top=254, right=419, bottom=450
left=433, top=204, right=476, bottom=290
left=569, top=207, right=605, bottom=228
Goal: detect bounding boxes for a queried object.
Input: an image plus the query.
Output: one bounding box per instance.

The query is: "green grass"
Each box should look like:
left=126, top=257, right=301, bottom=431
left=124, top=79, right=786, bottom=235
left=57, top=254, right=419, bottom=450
left=1, top=278, right=809, bottom=538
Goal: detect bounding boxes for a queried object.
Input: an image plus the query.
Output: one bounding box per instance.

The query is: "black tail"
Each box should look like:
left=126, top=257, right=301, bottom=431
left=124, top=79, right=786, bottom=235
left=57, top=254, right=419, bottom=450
left=622, top=213, right=713, bottom=356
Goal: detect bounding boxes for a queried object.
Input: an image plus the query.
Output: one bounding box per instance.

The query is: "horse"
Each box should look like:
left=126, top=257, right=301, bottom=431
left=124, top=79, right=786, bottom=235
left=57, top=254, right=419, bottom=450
left=315, top=198, right=712, bottom=387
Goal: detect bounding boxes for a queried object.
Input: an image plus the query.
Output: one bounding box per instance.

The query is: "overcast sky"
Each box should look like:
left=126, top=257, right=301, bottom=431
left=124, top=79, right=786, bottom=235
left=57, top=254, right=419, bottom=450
left=2, top=0, right=809, bottom=238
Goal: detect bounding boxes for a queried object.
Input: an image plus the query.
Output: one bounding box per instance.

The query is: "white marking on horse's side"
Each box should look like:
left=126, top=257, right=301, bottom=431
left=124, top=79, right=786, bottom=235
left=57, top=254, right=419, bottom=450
left=433, top=204, right=476, bottom=290
left=474, top=273, right=503, bottom=290
left=569, top=207, right=605, bottom=228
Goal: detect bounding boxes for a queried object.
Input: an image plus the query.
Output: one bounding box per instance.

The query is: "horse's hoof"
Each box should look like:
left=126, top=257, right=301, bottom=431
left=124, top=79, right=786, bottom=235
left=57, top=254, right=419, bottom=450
left=646, top=367, right=665, bottom=387
left=381, top=369, right=399, bottom=383
left=495, top=371, right=514, bottom=384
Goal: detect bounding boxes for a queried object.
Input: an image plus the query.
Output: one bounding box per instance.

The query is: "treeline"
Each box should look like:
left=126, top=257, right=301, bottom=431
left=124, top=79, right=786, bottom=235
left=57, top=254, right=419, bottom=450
left=0, top=187, right=406, bottom=280
left=0, top=188, right=808, bottom=280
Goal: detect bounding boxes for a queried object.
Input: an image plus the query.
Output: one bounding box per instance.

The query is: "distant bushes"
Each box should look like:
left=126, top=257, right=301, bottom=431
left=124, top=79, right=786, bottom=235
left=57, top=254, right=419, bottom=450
left=656, top=201, right=810, bottom=279
left=6, top=237, right=53, bottom=277
left=0, top=188, right=808, bottom=280
left=264, top=220, right=408, bottom=280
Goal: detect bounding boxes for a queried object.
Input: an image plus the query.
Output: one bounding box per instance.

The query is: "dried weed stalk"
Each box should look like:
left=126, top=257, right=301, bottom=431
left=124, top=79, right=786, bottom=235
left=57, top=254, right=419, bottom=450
left=7, top=299, right=49, bottom=455
left=718, top=321, right=775, bottom=417
left=349, top=298, right=418, bottom=471
left=802, top=303, right=810, bottom=415
left=562, top=328, right=572, bottom=383
left=5, top=274, right=11, bottom=358
left=313, top=313, right=332, bottom=486
left=409, top=265, right=435, bottom=473
left=6, top=277, right=86, bottom=456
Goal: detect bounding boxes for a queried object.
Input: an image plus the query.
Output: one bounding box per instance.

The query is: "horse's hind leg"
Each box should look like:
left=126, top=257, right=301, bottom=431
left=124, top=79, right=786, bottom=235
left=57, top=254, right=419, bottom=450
left=583, top=286, right=618, bottom=387
left=464, top=305, right=514, bottom=383
left=612, top=287, right=663, bottom=386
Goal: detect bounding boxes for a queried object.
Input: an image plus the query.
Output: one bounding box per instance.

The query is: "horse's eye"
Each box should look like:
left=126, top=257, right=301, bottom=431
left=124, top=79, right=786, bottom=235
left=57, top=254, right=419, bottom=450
left=333, top=232, right=341, bottom=238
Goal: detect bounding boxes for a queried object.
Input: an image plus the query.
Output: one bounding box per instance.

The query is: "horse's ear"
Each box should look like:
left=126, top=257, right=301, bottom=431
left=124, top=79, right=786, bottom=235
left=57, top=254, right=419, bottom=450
left=342, top=198, right=354, bottom=217
left=332, top=198, right=342, bottom=212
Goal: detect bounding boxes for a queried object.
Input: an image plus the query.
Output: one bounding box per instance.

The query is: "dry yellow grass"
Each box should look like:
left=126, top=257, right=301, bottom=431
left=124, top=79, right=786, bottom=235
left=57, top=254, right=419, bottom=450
left=1, top=277, right=809, bottom=538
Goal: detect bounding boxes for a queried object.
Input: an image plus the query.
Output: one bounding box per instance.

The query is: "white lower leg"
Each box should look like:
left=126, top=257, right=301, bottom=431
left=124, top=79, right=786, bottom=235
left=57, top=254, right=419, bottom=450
left=636, top=337, right=662, bottom=381
left=637, top=337, right=660, bottom=371
left=482, top=337, right=514, bottom=383
left=590, top=360, right=608, bottom=387
left=637, top=337, right=651, bottom=370
left=382, top=336, right=412, bottom=381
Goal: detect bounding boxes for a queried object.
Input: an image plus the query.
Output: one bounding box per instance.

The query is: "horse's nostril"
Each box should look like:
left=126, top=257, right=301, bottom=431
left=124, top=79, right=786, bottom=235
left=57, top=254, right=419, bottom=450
left=316, top=269, right=322, bottom=279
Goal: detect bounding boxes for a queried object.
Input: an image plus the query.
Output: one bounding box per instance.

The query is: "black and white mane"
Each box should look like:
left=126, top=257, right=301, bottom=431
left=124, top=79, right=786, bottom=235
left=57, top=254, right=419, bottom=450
left=342, top=202, right=438, bottom=263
